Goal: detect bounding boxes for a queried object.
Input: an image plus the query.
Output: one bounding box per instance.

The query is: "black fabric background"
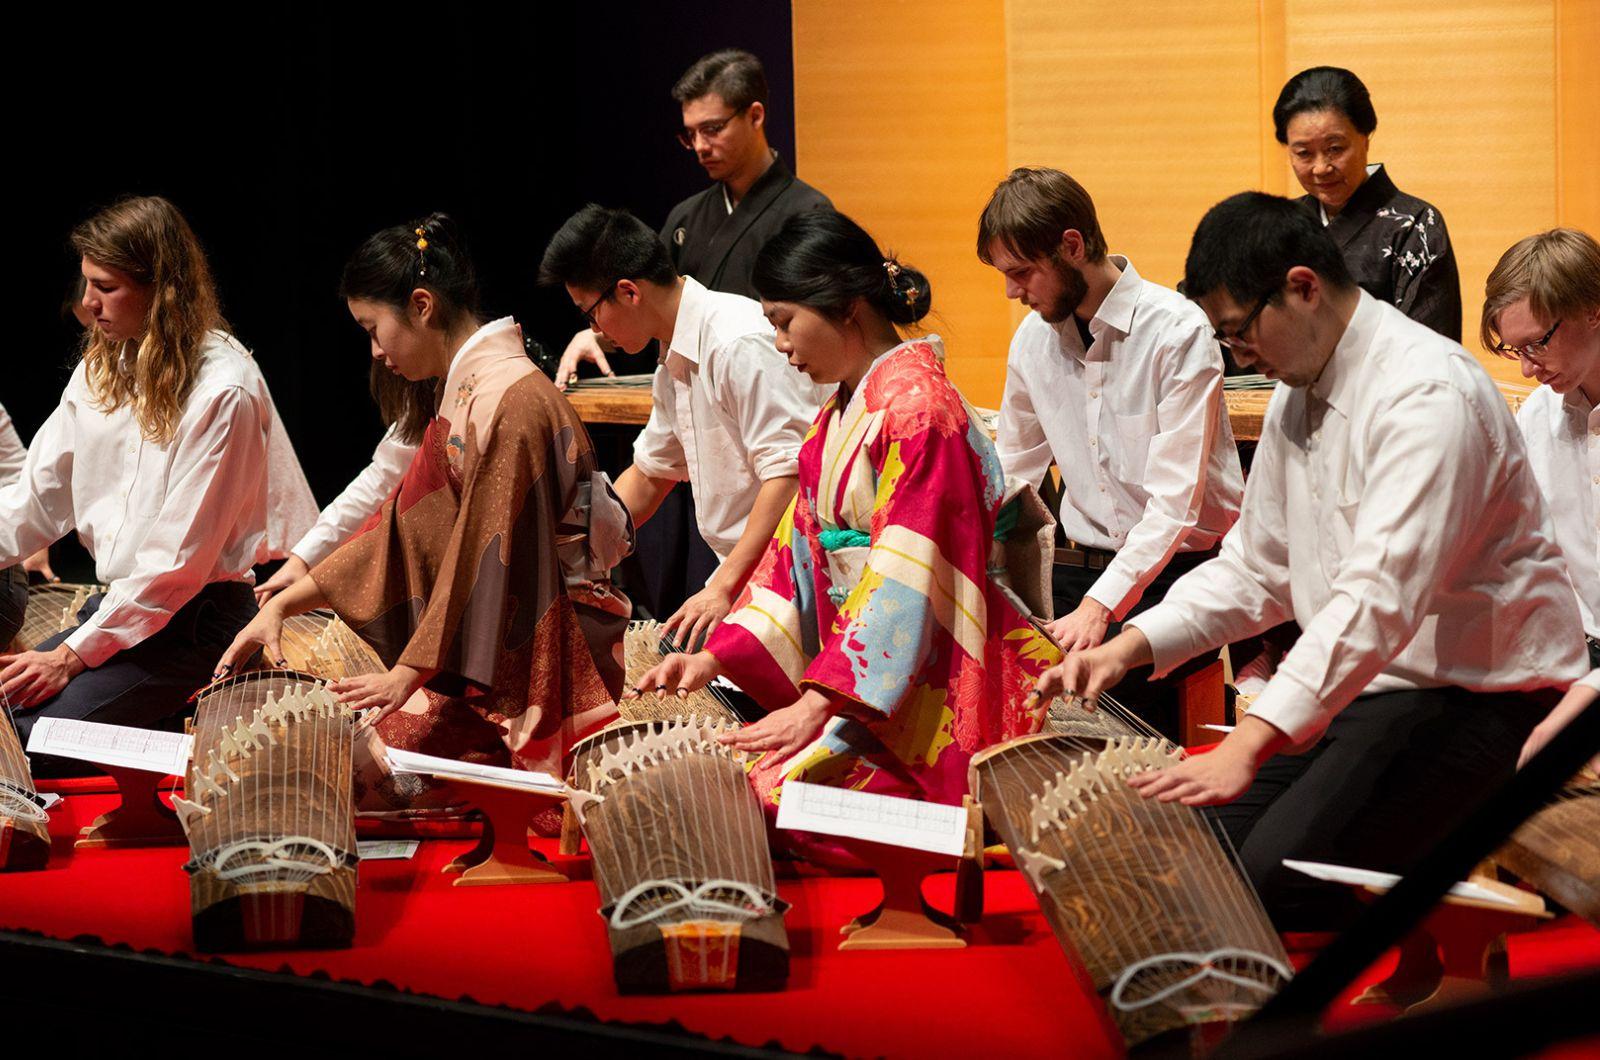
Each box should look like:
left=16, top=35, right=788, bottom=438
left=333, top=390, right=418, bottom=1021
left=10, top=6, right=797, bottom=578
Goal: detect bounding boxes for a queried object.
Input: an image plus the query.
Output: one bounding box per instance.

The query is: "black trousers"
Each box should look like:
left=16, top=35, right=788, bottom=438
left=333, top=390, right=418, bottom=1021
left=0, top=565, right=26, bottom=648
left=14, top=581, right=258, bottom=775
left=1211, top=685, right=1556, bottom=931
left=1051, top=549, right=1217, bottom=741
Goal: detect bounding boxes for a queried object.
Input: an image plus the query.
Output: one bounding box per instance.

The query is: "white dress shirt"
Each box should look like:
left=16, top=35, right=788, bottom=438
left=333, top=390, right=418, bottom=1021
left=632, top=277, right=824, bottom=559
left=1578, top=669, right=1600, bottom=693
left=996, top=257, right=1245, bottom=618
left=0, top=331, right=274, bottom=667
left=1131, top=293, right=1588, bottom=743
left=290, top=422, right=418, bottom=566
left=0, top=403, right=25, bottom=491
left=1516, top=385, right=1599, bottom=640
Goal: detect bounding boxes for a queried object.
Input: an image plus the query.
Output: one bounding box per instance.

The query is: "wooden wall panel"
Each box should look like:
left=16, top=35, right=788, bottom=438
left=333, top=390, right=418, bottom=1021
left=1282, top=0, right=1557, bottom=384
left=1006, top=0, right=1265, bottom=297
left=795, top=0, right=1595, bottom=401
left=791, top=0, right=1011, bottom=406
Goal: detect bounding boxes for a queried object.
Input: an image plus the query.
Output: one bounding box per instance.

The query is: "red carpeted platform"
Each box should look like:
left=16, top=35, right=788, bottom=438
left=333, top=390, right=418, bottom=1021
left=2, top=790, right=1597, bottom=1057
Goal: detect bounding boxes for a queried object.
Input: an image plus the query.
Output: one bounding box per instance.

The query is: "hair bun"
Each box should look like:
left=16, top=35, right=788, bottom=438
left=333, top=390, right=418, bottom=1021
left=883, top=261, right=932, bottom=325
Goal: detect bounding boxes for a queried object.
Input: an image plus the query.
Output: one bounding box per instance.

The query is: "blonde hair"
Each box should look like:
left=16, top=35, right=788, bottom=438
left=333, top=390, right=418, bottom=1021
left=1481, top=228, right=1600, bottom=354
left=70, top=196, right=227, bottom=444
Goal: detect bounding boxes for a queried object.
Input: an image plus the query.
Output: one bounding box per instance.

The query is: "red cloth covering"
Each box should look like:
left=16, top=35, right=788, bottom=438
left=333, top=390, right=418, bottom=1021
left=3, top=792, right=1595, bottom=1056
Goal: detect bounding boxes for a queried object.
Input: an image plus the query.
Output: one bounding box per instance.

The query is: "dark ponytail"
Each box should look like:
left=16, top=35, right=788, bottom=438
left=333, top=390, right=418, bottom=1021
left=341, top=213, right=483, bottom=443
left=752, top=210, right=932, bottom=327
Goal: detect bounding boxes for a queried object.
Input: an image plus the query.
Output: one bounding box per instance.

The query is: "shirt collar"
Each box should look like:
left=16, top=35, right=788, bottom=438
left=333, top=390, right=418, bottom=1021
left=1052, top=255, right=1140, bottom=357
left=667, top=276, right=711, bottom=366
left=1309, top=290, right=1379, bottom=414
left=1092, top=255, right=1140, bottom=336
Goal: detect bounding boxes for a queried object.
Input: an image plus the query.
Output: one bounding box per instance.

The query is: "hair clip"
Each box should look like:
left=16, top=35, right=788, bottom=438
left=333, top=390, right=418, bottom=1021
left=882, top=259, right=901, bottom=279
left=415, top=226, right=429, bottom=278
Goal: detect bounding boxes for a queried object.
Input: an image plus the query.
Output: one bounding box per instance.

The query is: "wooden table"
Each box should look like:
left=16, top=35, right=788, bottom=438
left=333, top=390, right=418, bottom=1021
left=563, top=379, right=1528, bottom=446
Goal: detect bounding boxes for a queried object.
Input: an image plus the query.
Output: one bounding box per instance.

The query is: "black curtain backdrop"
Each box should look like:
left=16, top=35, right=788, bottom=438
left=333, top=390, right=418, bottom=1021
left=11, top=6, right=796, bottom=575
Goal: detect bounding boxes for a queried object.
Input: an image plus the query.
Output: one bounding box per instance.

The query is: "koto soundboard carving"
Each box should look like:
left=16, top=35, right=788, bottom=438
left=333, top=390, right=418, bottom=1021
left=570, top=717, right=789, bottom=992
left=175, top=671, right=358, bottom=951
left=971, top=732, right=1290, bottom=1046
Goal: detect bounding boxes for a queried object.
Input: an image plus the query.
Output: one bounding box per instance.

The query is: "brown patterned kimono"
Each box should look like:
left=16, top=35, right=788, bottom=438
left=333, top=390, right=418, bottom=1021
left=311, top=318, right=632, bottom=782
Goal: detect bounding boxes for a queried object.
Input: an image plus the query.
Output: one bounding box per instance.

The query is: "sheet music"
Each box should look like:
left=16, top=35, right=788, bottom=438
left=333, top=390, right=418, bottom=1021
left=384, top=747, right=568, bottom=796
left=1282, top=859, right=1521, bottom=908
left=776, top=781, right=969, bottom=857
left=26, top=718, right=193, bottom=775
left=39, top=792, right=62, bottom=811
left=357, top=839, right=419, bottom=861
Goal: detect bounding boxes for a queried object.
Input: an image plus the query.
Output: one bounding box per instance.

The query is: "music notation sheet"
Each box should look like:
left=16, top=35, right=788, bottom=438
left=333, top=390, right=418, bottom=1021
left=357, top=840, right=420, bottom=861
left=776, top=781, right=970, bottom=857
left=26, top=718, right=194, bottom=775
left=1282, top=859, right=1522, bottom=908
left=384, top=747, right=569, bottom=797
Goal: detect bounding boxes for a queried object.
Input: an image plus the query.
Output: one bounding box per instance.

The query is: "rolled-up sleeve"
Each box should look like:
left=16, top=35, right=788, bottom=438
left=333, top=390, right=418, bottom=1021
left=631, top=365, right=689, bottom=482
left=64, top=386, right=268, bottom=667
left=714, top=334, right=810, bottom=482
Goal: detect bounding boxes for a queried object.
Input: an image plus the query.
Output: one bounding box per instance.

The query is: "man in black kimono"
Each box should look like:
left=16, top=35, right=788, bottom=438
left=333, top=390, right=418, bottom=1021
left=552, top=49, right=831, bottom=625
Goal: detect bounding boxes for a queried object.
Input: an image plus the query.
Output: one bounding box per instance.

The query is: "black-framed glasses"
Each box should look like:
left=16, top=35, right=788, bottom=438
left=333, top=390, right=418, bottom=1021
left=1213, top=290, right=1275, bottom=350
left=579, top=279, right=619, bottom=325
left=677, top=105, right=749, bottom=150
left=1491, top=320, right=1561, bottom=360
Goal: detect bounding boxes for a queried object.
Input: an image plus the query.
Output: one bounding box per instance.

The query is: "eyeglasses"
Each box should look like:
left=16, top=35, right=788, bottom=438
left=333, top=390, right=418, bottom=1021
left=1213, top=290, right=1275, bottom=350
left=1491, top=320, right=1561, bottom=360
left=677, top=105, right=749, bottom=150
left=579, top=279, right=619, bottom=326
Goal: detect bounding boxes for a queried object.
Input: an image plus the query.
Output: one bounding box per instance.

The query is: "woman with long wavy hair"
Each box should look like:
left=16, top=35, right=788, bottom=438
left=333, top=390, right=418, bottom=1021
left=0, top=196, right=300, bottom=766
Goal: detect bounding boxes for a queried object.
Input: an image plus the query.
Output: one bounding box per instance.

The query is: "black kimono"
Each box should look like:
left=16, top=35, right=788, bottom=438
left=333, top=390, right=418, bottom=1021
left=659, top=152, right=832, bottom=299
left=1296, top=163, right=1462, bottom=341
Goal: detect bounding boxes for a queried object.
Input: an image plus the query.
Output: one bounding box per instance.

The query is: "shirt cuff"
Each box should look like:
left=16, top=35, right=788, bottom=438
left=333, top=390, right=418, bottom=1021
left=752, top=450, right=801, bottom=482
left=64, top=621, right=120, bottom=669
left=1085, top=565, right=1139, bottom=621
left=1125, top=604, right=1206, bottom=679
left=1579, top=669, right=1600, bottom=694
left=1237, top=671, right=1328, bottom=745
left=631, top=449, right=689, bottom=483
left=290, top=524, right=340, bottom=568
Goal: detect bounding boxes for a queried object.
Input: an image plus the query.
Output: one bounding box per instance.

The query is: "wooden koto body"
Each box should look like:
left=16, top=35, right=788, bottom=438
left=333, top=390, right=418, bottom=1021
left=273, top=609, right=384, bottom=681
left=570, top=718, right=789, bottom=993
left=9, top=582, right=105, bottom=653
left=970, top=732, right=1290, bottom=1047
left=175, top=671, right=358, bottom=952
left=0, top=698, right=49, bottom=871
left=1495, top=777, right=1600, bottom=924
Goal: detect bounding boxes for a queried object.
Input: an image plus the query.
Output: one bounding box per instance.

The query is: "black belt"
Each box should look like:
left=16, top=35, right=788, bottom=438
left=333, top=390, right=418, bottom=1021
left=1053, top=542, right=1116, bottom=571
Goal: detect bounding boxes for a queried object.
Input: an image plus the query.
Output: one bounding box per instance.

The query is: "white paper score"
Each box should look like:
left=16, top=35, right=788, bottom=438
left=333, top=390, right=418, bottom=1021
left=776, top=781, right=969, bottom=857
left=1282, top=858, right=1522, bottom=908
left=26, top=718, right=194, bottom=775
left=357, top=840, right=420, bottom=861
left=383, top=747, right=568, bottom=797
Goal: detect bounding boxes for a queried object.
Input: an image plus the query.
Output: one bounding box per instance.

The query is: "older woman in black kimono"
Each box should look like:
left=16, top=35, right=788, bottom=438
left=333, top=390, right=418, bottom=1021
left=1273, top=66, right=1463, bottom=341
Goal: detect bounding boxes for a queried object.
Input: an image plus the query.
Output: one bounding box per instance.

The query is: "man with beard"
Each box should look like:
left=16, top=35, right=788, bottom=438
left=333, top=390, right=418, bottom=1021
left=981, top=167, right=1244, bottom=729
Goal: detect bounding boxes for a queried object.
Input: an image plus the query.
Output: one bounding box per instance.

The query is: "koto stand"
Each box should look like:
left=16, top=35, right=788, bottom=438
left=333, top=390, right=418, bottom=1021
left=836, top=800, right=984, bottom=951
left=439, top=777, right=568, bottom=886
left=76, top=765, right=185, bottom=848
left=1352, top=875, right=1550, bottom=1013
